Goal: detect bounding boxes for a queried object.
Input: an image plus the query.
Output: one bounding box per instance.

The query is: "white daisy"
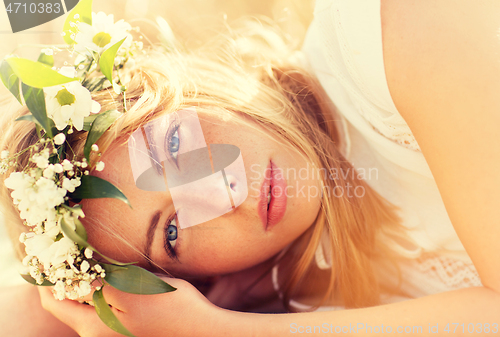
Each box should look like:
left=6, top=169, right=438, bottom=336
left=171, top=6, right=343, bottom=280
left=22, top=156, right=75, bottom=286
left=44, top=67, right=101, bottom=131
left=74, top=12, right=132, bottom=54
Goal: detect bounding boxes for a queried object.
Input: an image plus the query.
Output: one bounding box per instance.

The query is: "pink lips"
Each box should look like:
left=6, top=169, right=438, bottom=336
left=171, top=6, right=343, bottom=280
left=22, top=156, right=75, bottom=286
left=258, top=161, right=287, bottom=230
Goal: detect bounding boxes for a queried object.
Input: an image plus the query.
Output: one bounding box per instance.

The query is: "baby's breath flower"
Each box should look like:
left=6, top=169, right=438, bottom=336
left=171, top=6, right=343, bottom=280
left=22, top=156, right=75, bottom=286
left=53, top=163, right=64, bottom=173
left=32, top=153, right=49, bottom=169
left=5, top=171, right=66, bottom=226
left=54, top=133, right=66, bottom=145
left=62, top=159, right=73, bottom=171
left=78, top=280, right=91, bottom=297
left=1, top=150, right=9, bottom=159
left=80, top=260, right=90, bottom=273
left=84, top=248, right=93, bottom=259
left=43, top=165, right=55, bottom=179
left=95, top=161, right=105, bottom=171
left=54, top=281, right=66, bottom=300
left=91, top=144, right=99, bottom=152
left=62, top=177, right=81, bottom=193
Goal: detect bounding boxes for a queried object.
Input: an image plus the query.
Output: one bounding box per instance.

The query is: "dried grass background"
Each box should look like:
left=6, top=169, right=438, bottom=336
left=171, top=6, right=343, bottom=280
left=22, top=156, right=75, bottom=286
left=0, top=0, right=314, bottom=98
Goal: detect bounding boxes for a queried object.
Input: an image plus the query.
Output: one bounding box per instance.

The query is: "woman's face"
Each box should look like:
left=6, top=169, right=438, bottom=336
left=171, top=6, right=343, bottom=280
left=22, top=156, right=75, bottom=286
left=81, top=110, right=322, bottom=277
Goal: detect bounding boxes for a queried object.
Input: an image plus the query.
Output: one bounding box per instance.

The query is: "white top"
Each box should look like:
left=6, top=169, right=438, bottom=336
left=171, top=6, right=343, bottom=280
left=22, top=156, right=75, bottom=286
left=294, top=0, right=482, bottom=305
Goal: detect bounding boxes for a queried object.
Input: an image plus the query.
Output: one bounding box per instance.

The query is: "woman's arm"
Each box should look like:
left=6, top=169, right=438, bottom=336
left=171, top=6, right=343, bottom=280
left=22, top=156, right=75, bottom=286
left=381, top=0, right=500, bottom=293
left=41, top=279, right=500, bottom=336
left=0, top=284, right=77, bottom=337
left=238, top=287, right=500, bottom=336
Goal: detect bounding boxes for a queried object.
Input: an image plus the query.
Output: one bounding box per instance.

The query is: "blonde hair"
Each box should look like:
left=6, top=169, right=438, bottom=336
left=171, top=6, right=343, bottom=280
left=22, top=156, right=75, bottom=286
left=0, top=18, right=406, bottom=310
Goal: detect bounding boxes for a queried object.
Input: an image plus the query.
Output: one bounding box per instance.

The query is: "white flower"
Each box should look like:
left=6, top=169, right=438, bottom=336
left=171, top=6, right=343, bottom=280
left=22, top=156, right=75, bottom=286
left=54, top=280, right=66, bottom=301
left=32, top=153, right=49, bottom=169
left=43, top=165, right=55, bottom=179
left=53, top=163, right=64, bottom=173
left=94, top=264, right=103, bottom=273
left=78, top=280, right=92, bottom=297
left=54, top=133, right=66, bottom=145
left=84, top=248, right=93, bottom=259
left=1, top=150, right=9, bottom=159
left=95, top=161, right=105, bottom=171
left=62, top=159, right=73, bottom=171
left=80, top=260, right=90, bottom=273
left=74, top=12, right=132, bottom=54
left=91, top=144, right=99, bottom=152
left=62, top=177, right=81, bottom=193
left=29, top=264, right=44, bottom=285
left=44, top=68, right=101, bottom=131
left=44, top=212, right=61, bottom=238
left=4, top=172, right=35, bottom=198
left=5, top=171, right=67, bottom=226
left=24, top=233, right=54, bottom=267
left=48, top=237, right=79, bottom=268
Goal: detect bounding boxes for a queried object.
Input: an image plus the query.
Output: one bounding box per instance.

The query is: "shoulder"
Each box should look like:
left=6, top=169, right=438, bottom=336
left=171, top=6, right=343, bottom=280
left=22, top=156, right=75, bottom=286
left=381, top=0, right=500, bottom=128
left=380, top=0, right=500, bottom=292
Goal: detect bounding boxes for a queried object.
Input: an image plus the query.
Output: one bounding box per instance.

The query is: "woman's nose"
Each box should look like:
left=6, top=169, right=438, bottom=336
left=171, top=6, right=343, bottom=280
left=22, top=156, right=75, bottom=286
left=169, top=144, right=248, bottom=228
left=170, top=170, right=235, bottom=229
left=221, top=159, right=248, bottom=208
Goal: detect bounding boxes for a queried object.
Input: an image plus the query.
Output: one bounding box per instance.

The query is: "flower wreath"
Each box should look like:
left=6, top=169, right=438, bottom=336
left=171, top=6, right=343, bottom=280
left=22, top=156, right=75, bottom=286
left=0, top=1, right=175, bottom=336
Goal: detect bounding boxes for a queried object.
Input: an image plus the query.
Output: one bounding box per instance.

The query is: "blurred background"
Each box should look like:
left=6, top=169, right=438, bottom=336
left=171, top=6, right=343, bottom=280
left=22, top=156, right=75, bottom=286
left=0, top=0, right=315, bottom=98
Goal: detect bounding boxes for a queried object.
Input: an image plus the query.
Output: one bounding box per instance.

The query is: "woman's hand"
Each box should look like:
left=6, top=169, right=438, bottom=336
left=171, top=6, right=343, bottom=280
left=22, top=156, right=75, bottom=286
left=38, top=277, right=223, bottom=337
left=0, top=284, right=77, bottom=337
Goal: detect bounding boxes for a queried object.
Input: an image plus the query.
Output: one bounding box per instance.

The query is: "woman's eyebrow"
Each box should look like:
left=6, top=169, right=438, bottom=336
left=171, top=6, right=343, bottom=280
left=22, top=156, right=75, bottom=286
left=144, top=210, right=161, bottom=265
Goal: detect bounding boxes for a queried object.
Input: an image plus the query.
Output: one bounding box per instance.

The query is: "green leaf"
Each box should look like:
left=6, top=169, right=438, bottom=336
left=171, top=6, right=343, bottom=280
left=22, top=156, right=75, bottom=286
left=60, top=217, right=132, bottom=266
left=21, top=274, right=54, bottom=286
left=99, top=37, right=126, bottom=83
left=93, top=288, right=136, bottom=337
left=74, top=217, right=88, bottom=241
left=103, top=264, right=176, bottom=295
left=37, top=53, right=54, bottom=67
left=68, top=175, right=131, bottom=208
left=21, top=83, right=55, bottom=138
left=63, top=0, right=93, bottom=45
left=84, top=110, right=121, bottom=160
left=7, top=57, right=76, bottom=88
left=60, top=217, right=88, bottom=248
left=0, top=59, right=22, bottom=104
left=83, top=114, right=99, bottom=131
left=15, top=114, right=40, bottom=125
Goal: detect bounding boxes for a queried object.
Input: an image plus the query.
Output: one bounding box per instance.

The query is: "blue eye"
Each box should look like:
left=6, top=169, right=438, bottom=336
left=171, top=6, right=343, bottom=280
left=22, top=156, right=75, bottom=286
left=169, top=129, right=179, bottom=159
left=166, top=217, right=177, bottom=248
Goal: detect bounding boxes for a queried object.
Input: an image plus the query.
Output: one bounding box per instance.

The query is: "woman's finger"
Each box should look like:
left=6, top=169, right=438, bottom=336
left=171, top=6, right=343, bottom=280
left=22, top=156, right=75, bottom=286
left=38, top=287, right=123, bottom=336
left=100, top=276, right=191, bottom=312
left=38, top=287, right=95, bottom=329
